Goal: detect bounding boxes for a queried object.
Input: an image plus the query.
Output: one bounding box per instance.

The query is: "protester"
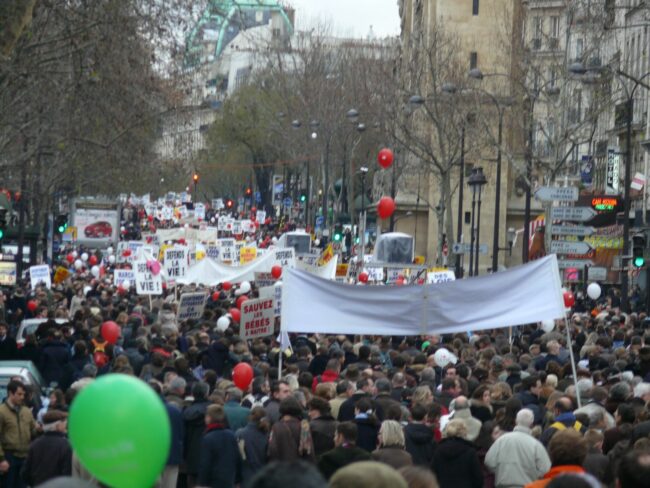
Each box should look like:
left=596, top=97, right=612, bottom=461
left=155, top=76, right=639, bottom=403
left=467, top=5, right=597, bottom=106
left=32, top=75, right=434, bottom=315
left=525, top=430, right=588, bottom=488
left=235, top=407, right=269, bottom=486
left=317, top=421, right=371, bottom=480
left=431, top=419, right=483, bottom=488
left=372, top=420, right=413, bottom=469
left=21, top=411, right=71, bottom=486
left=197, top=404, right=241, bottom=488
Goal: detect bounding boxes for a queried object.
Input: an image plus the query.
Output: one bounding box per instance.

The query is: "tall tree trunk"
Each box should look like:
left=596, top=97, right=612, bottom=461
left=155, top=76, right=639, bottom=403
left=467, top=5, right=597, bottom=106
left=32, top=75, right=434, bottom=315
left=0, top=0, right=37, bottom=58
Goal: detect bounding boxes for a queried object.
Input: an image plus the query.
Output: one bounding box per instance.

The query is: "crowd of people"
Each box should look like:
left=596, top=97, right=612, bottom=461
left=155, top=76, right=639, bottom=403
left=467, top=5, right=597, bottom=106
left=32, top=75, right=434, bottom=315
left=0, top=208, right=649, bottom=488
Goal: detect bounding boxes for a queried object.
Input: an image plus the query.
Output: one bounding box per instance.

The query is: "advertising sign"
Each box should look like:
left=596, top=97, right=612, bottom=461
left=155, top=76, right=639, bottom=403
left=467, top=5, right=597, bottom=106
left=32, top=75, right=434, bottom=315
left=0, top=262, right=17, bottom=286
left=177, top=292, right=208, bottom=321
left=29, top=265, right=51, bottom=290
left=241, top=297, right=275, bottom=340
left=72, top=200, right=120, bottom=247
left=606, top=148, right=621, bottom=195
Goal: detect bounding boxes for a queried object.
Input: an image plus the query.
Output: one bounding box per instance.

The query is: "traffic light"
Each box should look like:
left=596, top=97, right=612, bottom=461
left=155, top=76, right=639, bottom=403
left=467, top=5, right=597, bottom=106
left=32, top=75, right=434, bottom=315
left=299, top=190, right=307, bottom=203
left=333, top=223, right=343, bottom=242
left=0, top=209, right=6, bottom=240
left=226, top=199, right=234, bottom=209
left=245, top=187, right=252, bottom=197
left=55, top=214, right=68, bottom=234
left=632, top=232, right=646, bottom=268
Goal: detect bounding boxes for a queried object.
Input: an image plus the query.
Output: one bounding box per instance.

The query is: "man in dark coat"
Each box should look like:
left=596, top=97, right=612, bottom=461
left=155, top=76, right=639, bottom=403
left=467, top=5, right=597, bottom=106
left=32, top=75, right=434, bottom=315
left=200, top=338, right=239, bottom=377
left=0, top=323, right=17, bottom=360
left=338, top=378, right=374, bottom=422
left=183, top=382, right=211, bottom=486
left=197, top=404, right=241, bottom=488
left=318, top=421, right=371, bottom=480
left=21, top=411, right=72, bottom=486
left=515, top=374, right=544, bottom=425
left=39, top=330, right=71, bottom=387
left=404, top=404, right=436, bottom=465
left=163, top=396, right=184, bottom=488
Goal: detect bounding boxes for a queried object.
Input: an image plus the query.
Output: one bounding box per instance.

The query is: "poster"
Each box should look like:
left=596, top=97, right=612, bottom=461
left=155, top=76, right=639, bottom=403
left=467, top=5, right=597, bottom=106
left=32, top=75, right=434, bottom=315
left=239, top=247, right=258, bottom=265
left=177, top=292, right=208, bottom=321
left=274, top=248, right=296, bottom=268
left=0, top=262, right=17, bottom=286
left=194, top=203, right=206, bottom=221
left=218, top=238, right=235, bottom=262
left=164, top=247, right=188, bottom=283
left=114, top=269, right=136, bottom=288
left=241, top=297, right=275, bottom=340
left=256, top=210, right=267, bottom=223
left=254, top=272, right=277, bottom=288
left=134, top=260, right=163, bottom=295
left=30, top=265, right=51, bottom=290
left=259, top=284, right=282, bottom=317
left=206, top=245, right=220, bottom=260
left=72, top=200, right=119, bottom=246
left=53, top=266, right=70, bottom=285
left=426, top=268, right=456, bottom=284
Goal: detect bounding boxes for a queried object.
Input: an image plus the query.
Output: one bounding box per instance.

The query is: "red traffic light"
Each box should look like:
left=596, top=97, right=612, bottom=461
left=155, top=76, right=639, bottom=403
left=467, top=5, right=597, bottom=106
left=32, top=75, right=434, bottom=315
left=245, top=188, right=252, bottom=196
left=226, top=199, right=234, bottom=208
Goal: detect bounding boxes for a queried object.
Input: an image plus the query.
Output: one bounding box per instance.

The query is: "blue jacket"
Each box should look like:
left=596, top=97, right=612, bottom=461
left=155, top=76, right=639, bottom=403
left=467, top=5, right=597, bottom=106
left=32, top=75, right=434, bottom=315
left=236, top=423, right=268, bottom=485
left=197, top=424, right=241, bottom=488
left=166, top=402, right=184, bottom=466
left=224, top=401, right=250, bottom=432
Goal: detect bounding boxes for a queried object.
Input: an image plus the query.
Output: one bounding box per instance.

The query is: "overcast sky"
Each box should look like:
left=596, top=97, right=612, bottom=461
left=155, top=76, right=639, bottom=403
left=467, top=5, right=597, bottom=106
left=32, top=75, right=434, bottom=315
left=287, top=0, right=401, bottom=38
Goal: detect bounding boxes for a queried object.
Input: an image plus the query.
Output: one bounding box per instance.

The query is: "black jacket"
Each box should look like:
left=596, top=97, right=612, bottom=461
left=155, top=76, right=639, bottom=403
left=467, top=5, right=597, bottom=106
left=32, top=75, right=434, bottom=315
left=338, top=392, right=370, bottom=422
left=318, top=445, right=371, bottom=480
left=21, top=431, right=72, bottom=486
left=404, top=423, right=436, bottom=466
left=183, top=400, right=211, bottom=474
left=0, top=336, right=17, bottom=360
left=355, top=417, right=379, bottom=452
left=39, top=340, right=71, bottom=386
left=197, top=425, right=241, bottom=488
left=310, top=415, right=337, bottom=457
left=431, top=437, right=482, bottom=488
left=235, top=423, right=268, bottom=486
left=201, top=341, right=239, bottom=377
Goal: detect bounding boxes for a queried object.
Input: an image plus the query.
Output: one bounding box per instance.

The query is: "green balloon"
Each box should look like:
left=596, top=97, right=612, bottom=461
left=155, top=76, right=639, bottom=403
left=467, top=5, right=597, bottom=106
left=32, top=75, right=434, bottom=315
left=69, top=374, right=171, bottom=488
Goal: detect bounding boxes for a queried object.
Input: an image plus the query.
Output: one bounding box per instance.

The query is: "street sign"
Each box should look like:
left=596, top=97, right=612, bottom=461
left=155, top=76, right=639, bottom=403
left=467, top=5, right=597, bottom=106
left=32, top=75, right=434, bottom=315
left=557, top=259, right=594, bottom=269
left=588, top=266, right=607, bottom=281
left=535, top=186, right=579, bottom=202
left=283, top=197, right=292, bottom=207
left=315, top=216, right=324, bottom=227
left=549, top=240, right=592, bottom=255
left=550, top=206, right=598, bottom=221
left=550, top=225, right=595, bottom=237
left=452, top=243, right=488, bottom=255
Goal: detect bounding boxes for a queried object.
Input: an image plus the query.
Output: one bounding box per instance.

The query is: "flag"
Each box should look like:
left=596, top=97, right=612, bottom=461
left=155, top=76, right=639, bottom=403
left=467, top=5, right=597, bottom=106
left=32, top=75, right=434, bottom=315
left=318, top=243, right=334, bottom=266
left=277, top=330, right=293, bottom=354
left=631, top=172, right=646, bottom=191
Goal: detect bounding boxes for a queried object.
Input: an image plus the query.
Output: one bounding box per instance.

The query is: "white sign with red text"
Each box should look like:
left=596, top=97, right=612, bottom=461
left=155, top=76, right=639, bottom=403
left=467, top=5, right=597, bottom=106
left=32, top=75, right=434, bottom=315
left=241, top=297, right=275, bottom=340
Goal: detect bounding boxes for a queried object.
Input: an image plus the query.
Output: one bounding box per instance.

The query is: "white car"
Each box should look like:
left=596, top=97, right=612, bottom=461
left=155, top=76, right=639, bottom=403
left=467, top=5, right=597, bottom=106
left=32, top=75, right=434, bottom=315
left=16, top=318, right=70, bottom=347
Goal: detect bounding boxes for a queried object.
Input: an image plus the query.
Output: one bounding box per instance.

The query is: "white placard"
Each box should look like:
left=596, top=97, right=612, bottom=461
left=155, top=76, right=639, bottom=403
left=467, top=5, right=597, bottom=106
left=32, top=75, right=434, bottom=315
left=254, top=272, right=277, bottom=288
left=164, top=247, right=188, bottom=283
left=241, top=220, right=255, bottom=233
left=30, top=265, right=51, bottom=290
left=134, top=260, right=163, bottom=295
left=177, top=292, right=209, bottom=321
left=274, top=248, right=296, bottom=268
left=241, top=297, right=275, bottom=340
left=206, top=245, right=220, bottom=260
left=194, top=203, right=206, bottom=221
left=162, top=206, right=173, bottom=221
left=114, top=269, right=135, bottom=288
left=232, top=220, right=243, bottom=235
left=426, top=269, right=456, bottom=284
left=256, top=210, right=266, bottom=223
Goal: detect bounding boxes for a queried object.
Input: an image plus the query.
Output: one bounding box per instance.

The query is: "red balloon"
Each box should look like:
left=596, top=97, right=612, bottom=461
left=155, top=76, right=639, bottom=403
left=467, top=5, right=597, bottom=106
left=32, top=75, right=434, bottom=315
left=88, top=255, right=98, bottom=266
left=27, top=300, right=38, bottom=312
left=271, top=265, right=282, bottom=279
left=122, top=249, right=132, bottom=257
left=232, top=363, right=254, bottom=390
left=117, top=285, right=127, bottom=296
left=396, top=277, right=406, bottom=286
left=358, top=271, right=369, bottom=283
left=222, top=281, right=233, bottom=291
left=563, top=291, right=576, bottom=308
left=101, top=321, right=121, bottom=345
left=264, top=217, right=271, bottom=225
left=251, top=207, right=257, bottom=213
left=147, top=214, right=154, bottom=222
left=378, top=148, right=394, bottom=169
left=66, top=253, right=74, bottom=264
left=236, top=295, right=249, bottom=309
left=377, top=196, right=396, bottom=219
left=211, top=291, right=220, bottom=301
left=229, top=308, right=241, bottom=323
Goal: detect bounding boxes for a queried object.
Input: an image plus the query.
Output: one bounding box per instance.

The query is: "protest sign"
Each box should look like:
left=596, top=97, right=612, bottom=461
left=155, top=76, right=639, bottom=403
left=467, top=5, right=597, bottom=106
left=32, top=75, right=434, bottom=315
left=426, top=268, right=456, bottom=284
left=53, top=266, right=70, bottom=285
left=274, top=248, right=295, bottom=268
left=259, top=283, right=282, bottom=317
left=134, top=260, right=163, bottom=295
left=239, top=247, right=257, bottom=264
left=232, top=220, right=243, bottom=235
left=241, top=220, right=255, bottom=233
left=206, top=245, right=220, bottom=260
left=0, top=262, right=17, bottom=286
left=30, top=265, right=51, bottom=290
left=114, top=269, right=135, bottom=288
left=194, top=203, right=206, bottom=221
left=218, top=238, right=235, bottom=262
left=256, top=210, right=266, bottom=223
left=241, top=297, right=275, bottom=340
left=177, top=292, right=208, bottom=321
left=164, top=247, right=188, bottom=283
left=254, top=272, right=277, bottom=288
left=386, top=269, right=408, bottom=284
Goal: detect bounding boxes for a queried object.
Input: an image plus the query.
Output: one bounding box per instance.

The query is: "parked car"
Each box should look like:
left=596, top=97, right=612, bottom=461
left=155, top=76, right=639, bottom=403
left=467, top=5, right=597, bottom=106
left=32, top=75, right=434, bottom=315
left=16, top=318, right=69, bottom=348
left=0, top=360, right=47, bottom=410
left=84, top=221, right=113, bottom=238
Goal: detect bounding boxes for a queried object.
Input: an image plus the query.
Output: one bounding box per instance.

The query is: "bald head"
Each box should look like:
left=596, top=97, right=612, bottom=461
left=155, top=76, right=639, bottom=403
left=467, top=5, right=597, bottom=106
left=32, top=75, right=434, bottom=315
left=454, top=396, right=468, bottom=410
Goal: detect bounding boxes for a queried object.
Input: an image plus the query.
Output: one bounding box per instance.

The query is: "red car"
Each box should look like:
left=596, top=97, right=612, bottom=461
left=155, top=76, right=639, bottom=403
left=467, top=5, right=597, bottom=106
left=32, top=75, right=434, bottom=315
left=84, top=221, right=113, bottom=238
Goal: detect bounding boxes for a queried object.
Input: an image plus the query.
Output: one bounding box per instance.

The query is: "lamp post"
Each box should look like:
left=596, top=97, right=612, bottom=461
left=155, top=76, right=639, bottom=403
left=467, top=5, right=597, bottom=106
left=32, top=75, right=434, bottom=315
left=468, top=167, right=487, bottom=276
left=570, top=62, right=650, bottom=312
left=358, top=166, right=369, bottom=276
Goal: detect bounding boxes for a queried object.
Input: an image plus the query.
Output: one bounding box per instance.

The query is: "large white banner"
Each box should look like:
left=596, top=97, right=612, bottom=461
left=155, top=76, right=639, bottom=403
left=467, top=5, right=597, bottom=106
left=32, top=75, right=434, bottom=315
left=282, top=254, right=565, bottom=336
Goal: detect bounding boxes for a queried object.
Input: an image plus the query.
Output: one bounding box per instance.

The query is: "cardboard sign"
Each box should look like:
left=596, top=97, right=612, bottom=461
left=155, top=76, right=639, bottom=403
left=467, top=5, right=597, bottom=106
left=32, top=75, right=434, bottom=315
left=0, top=262, right=17, bottom=286
left=254, top=272, right=277, bottom=288
left=241, top=297, right=275, bottom=340
left=53, top=266, right=70, bottom=285
left=239, top=247, right=258, bottom=264
left=30, top=265, right=51, bottom=290
left=134, top=260, right=163, bottom=295
left=426, top=268, right=456, bottom=284
left=164, top=247, right=188, bottom=283
left=274, top=248, right=295, bottom=268
left=177, top=292, right=208, bottom=321
left=114, top=269, right=135, bottom=288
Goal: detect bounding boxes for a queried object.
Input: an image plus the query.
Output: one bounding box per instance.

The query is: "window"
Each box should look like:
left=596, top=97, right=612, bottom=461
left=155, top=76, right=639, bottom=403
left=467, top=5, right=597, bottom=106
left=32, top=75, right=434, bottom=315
left=470, top=51, right=478, bottom=70
left=532, top=17, right=542, bottom=50
left=473, top=0, right=479, bottom=15
left=576, top=38, right=584, bottom=60
left=550, top=16, right=560, bottom=38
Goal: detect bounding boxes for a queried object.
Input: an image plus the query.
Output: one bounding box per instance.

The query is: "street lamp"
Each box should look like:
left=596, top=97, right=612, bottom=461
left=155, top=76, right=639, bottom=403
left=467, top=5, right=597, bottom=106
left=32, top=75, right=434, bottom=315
left=570, top=62, right=650, bottom=312
left=347, top=108, right=359, bottom=123
left=468, top=167, right=487, bottom=276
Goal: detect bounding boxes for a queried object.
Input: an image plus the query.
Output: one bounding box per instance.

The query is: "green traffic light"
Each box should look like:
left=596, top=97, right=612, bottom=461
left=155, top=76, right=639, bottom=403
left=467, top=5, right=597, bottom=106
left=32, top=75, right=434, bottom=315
left=0, top=229, right=4, bottom=239
left=334, top=233, right=342, bottom=242
left=634, top=256, right=645, bottom=268
left=58, top=225, right=66, bottom=233
left=300, top=195, right=306, bottom=202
